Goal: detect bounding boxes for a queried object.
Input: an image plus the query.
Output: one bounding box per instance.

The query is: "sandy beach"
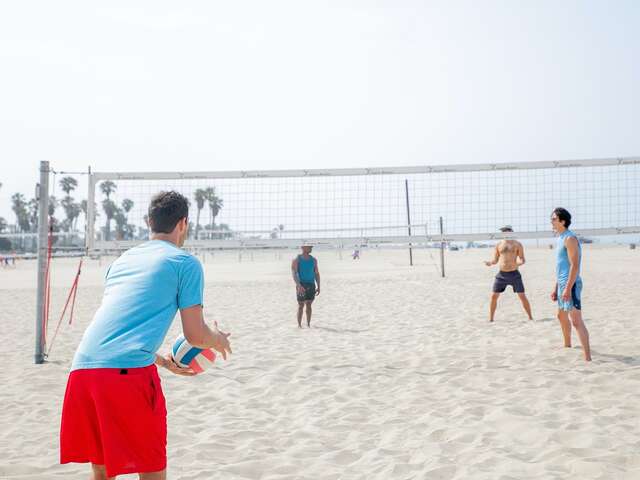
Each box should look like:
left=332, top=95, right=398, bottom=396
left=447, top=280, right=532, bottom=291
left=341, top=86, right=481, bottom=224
left=0, top=246, right=639, bottom=479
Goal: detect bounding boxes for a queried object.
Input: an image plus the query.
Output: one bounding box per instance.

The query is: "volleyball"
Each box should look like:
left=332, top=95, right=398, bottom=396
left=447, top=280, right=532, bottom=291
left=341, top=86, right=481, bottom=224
left=171, top=334, right=216, bottom=374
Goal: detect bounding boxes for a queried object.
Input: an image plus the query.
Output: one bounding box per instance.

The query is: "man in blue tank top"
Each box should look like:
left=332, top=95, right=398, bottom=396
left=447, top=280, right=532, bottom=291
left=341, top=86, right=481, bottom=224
left=291, top=243, right=321, bottom=327
left=550, top=207, right=591, bottom=361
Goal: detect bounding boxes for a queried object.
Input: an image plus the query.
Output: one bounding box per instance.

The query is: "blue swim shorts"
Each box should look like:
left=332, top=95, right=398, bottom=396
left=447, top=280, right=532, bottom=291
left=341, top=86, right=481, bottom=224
left=557, top=278, right=582, bottom=311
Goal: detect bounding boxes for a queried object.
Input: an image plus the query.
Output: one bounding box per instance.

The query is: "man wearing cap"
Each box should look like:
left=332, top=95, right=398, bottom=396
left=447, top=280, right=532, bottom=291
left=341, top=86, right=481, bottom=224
left=291, top=244, right=321, bottom=328
left=484, top=226, right=533, bottom=322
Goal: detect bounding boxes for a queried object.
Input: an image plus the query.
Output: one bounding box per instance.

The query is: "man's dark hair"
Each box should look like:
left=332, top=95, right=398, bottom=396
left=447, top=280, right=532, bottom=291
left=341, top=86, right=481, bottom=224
left=552, top=207, right=572, bottom=228
left=148, top=191, right=189, bottom=233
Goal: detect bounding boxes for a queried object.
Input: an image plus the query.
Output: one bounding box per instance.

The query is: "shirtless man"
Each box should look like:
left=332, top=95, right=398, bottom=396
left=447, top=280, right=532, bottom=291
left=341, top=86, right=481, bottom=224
left=484, top=226, right=533, bottom=322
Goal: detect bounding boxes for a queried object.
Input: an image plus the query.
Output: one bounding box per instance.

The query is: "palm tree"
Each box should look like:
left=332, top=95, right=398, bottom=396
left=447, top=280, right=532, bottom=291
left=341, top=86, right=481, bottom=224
left=202, top=187, right=214, bottom=238
left=79, top=199, right=88, bottom=231
left=11, top=192, right=25, bottom=222
left=61, top=196, right=75, bottom=232
left=71, top=202, right=81, bottom=232
left=100, top=181, right=117, bottom=199
left=59, top=176, right=79, bottom=232
left=102, top=199, right=117, bottom=241
left=193, top=189, right=207, bottom=240
left=120, top=199, right=134, bottom=240
left=122, top=198, right=134, bottom=215
left=205, top=187, right=224, bottom=231
left=100, top=181, right=117, bottom=240
left=27, top=198, right=38, bottom=232
left=11, top=193, right=30, bottom=232
left=48, top=196, right=58, bottom=217
left=79, top=199, right=99, bottom=220
left=59, top=176, right=78, bottom=196
left=113, top=207, right=127, bottom=240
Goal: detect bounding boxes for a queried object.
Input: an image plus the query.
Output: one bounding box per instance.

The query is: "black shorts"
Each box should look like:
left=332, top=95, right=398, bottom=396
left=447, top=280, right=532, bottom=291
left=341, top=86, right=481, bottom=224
left=492, top=270, right=525, bottom=293
left=297, top=282, right=316, bottom=302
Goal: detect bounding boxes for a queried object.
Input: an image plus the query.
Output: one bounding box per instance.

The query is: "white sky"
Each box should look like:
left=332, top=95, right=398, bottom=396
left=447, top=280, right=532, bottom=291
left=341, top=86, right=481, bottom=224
left=1, top=0, right=639, bottom=221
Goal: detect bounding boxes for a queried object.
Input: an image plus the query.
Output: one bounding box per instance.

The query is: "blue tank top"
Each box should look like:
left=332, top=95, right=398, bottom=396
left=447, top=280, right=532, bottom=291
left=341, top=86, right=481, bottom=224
left=556, top=229, right=581, bottom=284
left=297, top=255, right=316, bottom=284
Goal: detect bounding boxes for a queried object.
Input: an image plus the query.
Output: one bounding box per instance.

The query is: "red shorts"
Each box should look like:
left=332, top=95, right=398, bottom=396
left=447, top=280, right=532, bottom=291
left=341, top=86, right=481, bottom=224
left=60, top=365, right=167, bottom=477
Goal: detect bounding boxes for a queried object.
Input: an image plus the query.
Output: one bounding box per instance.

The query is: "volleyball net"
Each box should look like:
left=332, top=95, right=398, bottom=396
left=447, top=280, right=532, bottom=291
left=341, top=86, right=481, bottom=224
left=29, top=157, right=640, bottom=363
left=84, top=157, right=640, bottom=252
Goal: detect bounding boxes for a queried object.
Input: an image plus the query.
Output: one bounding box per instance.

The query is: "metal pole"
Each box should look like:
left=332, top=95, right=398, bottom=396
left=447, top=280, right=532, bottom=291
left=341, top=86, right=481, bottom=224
left=86, top=167, right=95, bottom=252
left=35, top=161, right=50, bottom=364
left=405, top=179, right=413, bottom=266
left=439, top=216, right=445, bottom=278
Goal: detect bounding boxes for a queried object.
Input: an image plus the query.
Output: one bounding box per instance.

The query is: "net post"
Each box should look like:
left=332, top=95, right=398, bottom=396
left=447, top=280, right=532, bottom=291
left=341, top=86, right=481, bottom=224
left=86, top=167, right=96, bottom=252
left=439, top=216, right=445, bottom=278
left=35, top=160, right=50, bottom=364
left=405, top=179, right=413, bottom=266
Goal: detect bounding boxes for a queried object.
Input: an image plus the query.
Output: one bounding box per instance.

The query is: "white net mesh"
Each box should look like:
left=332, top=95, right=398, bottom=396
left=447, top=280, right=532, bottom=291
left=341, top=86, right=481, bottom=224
left=86, top=158, right=640, bottom=251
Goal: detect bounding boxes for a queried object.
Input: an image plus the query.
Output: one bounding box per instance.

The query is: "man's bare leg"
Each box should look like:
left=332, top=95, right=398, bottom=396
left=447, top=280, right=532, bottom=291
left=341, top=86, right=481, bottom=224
left=517, top=293, right=533, bottom=320
left=489, top=293, right=500, bottom=322
left=297, top=303, right=304, bottom=328
left=140, top=470, right=167, bottom=480
left=557, top=310, right=572, bottom=347
left=305, top=301, right=312, bottom=327
left=90, top=465, right=166, bottom=480
left=90, top=464, right=115, bottom=480
left=569, top=309, right=591, bottom=361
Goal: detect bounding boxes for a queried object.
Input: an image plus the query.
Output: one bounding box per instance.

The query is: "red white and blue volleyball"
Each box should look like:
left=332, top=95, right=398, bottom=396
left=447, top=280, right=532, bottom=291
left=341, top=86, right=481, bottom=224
left=171, top=334, right=216, bottom=374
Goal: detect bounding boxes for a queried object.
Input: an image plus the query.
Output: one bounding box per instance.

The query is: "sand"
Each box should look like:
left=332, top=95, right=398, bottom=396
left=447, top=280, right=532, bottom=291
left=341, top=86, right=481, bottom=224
left=0, top=246, right=639, bottom=479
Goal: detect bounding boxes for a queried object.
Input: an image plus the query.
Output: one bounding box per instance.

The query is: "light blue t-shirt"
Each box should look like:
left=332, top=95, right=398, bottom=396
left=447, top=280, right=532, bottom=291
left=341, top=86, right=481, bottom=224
left=556, top=229, right=581, bottom=285
left=71, top=240, right=204, bottom=371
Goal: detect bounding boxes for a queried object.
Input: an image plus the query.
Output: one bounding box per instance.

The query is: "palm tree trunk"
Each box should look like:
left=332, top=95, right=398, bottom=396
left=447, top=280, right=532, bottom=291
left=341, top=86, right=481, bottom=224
left=195, top=209, right=201, bottom=240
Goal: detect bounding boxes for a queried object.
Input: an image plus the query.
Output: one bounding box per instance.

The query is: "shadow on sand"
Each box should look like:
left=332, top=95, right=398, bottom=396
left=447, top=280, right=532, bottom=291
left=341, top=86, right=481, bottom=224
left=592, top=352, right=640, bottom=366
left=312, top=326, right=368, bottom=334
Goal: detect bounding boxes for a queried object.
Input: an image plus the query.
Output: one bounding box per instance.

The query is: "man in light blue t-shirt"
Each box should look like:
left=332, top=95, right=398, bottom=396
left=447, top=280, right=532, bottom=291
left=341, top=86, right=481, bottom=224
left=550, top=207, right=591, bottom=361
left=60, top=191, right=232, bottom=480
